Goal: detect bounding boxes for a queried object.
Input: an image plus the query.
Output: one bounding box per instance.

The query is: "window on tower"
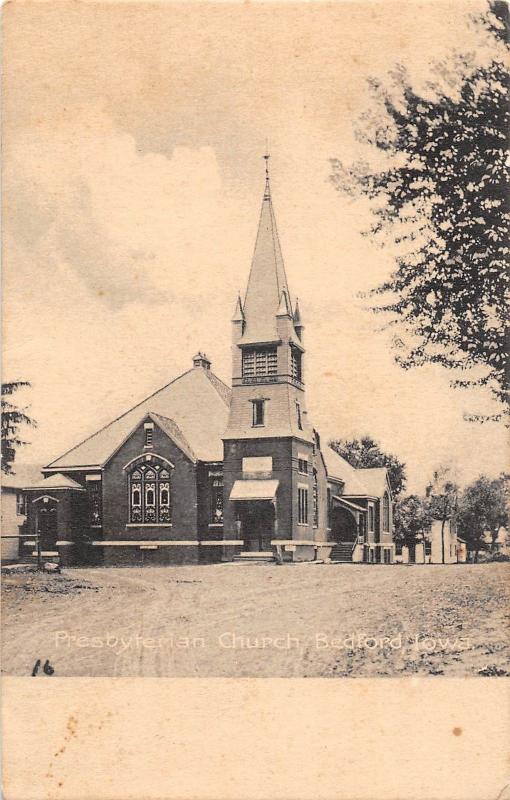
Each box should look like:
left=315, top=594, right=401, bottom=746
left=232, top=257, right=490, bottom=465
left=291, top=347, right=302, bottom=383
left=252, top=399, right=265, bottom=427
left=242, top=347, right=277, bottom=382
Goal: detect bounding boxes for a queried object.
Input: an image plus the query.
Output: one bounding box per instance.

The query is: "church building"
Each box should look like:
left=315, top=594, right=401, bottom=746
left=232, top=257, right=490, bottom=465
left=20, top=161, right=395, bottom=566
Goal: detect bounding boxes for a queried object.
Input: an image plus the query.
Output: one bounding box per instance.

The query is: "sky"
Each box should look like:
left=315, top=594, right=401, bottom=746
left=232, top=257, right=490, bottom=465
left=2, top=0, right=507, bottom=493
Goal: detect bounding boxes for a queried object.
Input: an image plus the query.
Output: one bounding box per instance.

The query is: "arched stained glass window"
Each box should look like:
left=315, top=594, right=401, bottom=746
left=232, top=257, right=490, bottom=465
left=128, top=460, right=172, bottom=524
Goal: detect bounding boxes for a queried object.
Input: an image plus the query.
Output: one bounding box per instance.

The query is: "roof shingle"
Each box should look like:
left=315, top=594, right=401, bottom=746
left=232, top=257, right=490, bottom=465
left=46, top=366, right=231, bottom=469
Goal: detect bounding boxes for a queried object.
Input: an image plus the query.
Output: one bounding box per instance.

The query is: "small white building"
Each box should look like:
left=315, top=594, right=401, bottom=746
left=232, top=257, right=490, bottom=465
left=429, top=519, right=458, bottom=564
left=1, top=465, right=42, bottom=563
left=401, top=518, right=467, bottom=565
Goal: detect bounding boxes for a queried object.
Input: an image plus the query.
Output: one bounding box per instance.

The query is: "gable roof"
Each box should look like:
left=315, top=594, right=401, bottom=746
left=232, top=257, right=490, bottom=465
left=45, top=366, right=231, bottom=470
left=357, top=467, right=391, bottom=499
left=1, top=464, right=44, bottom=490
left=322, top=445, right=388, bottom=498
left=26, top=473, right=86, bottom=491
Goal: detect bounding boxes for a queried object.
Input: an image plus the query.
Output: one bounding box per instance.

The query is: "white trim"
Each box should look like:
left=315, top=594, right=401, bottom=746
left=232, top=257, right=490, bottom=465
left=297, top=482, right=309, bottom=489
left=122, top=452, right=175, bottom=472
left=342, top=494, right=379, bottom=501
left=201, top=540, right=243, bottom=546
left=92, top=540, right=199, bottom=546
left=31, top=495, right=60, bottom=504
left=271, top=539, right=324, bottom=547
left=55, top=541, right=73, bottom=546
left=23, top=541, right=36, bottom=546
left=43, top=466, right=102, bottom=473
left=31, top=551, right=59, bottom=557
left=126, top=523, right=173, bottom=528
left=85, top=474, right=101, bottom=482
left=208, top=523, right=223, bottom=528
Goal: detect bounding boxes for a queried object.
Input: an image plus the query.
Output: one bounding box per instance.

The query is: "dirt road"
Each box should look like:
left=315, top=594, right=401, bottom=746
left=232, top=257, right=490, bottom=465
left=2, top=563, right=508, bottom=677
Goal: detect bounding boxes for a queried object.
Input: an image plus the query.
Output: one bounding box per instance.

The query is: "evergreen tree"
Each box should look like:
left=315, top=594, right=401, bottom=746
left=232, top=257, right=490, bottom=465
left=1, top=381, right=37, bottom=474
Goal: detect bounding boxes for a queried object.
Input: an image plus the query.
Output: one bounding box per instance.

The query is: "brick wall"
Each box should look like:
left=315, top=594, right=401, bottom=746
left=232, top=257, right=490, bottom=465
left=103, top=419, right=198, bottom=543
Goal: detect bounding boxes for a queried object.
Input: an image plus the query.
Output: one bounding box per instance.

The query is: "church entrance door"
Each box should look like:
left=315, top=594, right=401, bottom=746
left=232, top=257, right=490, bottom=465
left=36, top=501, right=58, bottom=552
left=242, top=501, right=274, bottom=552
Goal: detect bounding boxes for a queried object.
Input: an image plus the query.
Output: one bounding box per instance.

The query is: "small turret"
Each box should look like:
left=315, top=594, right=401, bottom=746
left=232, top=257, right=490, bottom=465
left=231, top=293, right=245, bottom=324
left=293, top=298, right=304, bottom=342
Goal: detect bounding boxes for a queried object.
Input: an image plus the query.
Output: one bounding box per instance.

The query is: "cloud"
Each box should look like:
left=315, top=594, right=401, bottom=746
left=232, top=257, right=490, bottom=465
left=4, top=111, right=240, bottom=309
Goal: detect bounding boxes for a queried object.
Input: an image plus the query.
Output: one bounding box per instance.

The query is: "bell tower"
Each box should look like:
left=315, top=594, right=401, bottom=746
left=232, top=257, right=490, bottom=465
left=222, top=156, right=320, bottom=559
left=224, top=155, right=312, bottom=443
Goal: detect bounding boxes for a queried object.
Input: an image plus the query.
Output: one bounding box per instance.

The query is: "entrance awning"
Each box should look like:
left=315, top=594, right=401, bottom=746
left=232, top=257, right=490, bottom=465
left=230, top=479, right=279, bottom=501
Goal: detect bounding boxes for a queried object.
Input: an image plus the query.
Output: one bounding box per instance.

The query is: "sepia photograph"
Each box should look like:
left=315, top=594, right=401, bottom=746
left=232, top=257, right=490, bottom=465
left=1, top=2, right=510, bottom=692
left=2, top=0, right=508, bottom=689
left=3, top=2, right=510, bottom=798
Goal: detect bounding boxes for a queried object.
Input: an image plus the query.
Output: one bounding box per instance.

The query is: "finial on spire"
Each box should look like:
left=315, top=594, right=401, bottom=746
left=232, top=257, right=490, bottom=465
left=263, top=142, right=271, bottom=200
left=294, top=298, right=302, bottom=324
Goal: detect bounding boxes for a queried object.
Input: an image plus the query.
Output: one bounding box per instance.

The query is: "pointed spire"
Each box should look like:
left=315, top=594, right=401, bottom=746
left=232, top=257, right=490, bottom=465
left=231, top=293, right=245, bottom=323
left=239, top=155, right=297, bottom=344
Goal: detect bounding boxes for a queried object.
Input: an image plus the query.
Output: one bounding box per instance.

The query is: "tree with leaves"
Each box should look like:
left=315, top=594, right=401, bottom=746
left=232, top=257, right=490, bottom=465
left=426, top=466, right=459, bottom=564
left=1, top=381, right=37, bottom=474
left=394, top=493, right=433, bottom=551
left=457, top=474, right=509, bottom=559
left=330, top=2, right=509, bottom=419
left=329, top=435, right=406, bottom=496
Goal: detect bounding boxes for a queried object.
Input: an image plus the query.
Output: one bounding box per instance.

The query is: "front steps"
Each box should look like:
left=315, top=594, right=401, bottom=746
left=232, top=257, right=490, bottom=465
left=330, top=542, right=355, bottom=562
left=232, top=551, right=276, bottom=564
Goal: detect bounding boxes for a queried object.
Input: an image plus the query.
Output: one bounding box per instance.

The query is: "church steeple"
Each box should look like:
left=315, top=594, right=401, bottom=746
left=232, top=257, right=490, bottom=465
left=239, top=155, right=299, bottom=346
left=225, top=155, right=312, bottom=446
left=223, top=155, right=317, bottom=557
